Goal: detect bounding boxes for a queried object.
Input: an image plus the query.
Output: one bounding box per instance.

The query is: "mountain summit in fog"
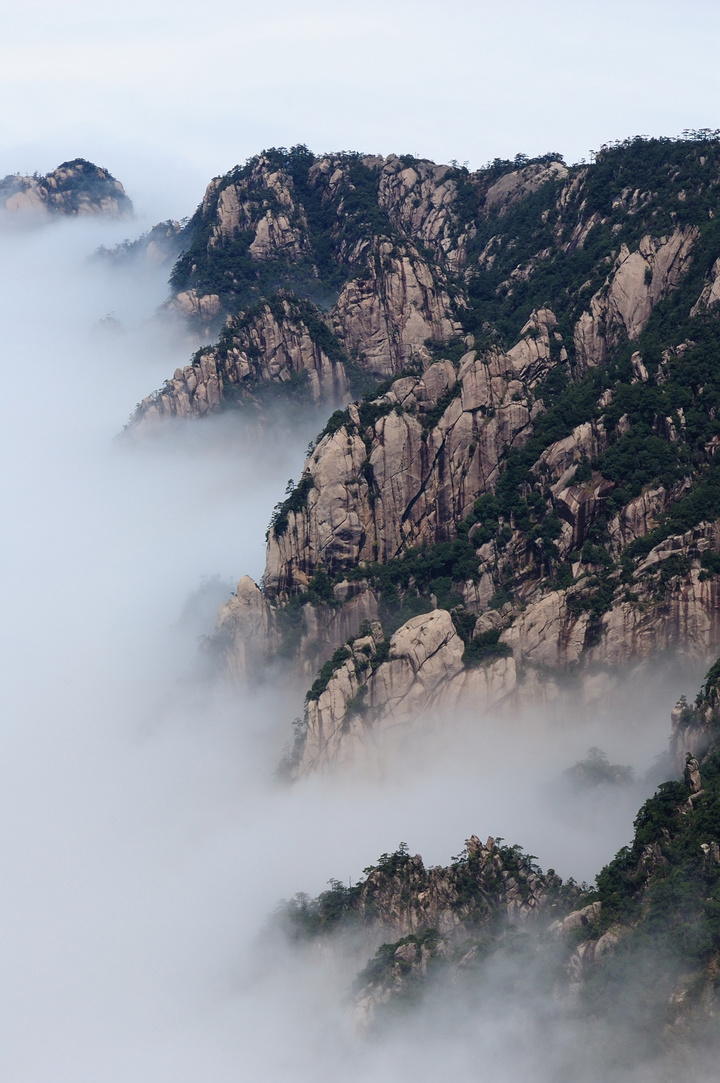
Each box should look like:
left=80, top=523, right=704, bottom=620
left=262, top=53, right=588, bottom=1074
left=276, top=660, right=720, bottom=1075
left=0, top=158, right=132, bottom=218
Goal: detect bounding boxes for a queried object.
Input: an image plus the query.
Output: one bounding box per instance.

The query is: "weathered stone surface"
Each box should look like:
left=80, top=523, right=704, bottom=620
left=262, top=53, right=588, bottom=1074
left=131, top=298, right=348, bottom=426
left=332, top=239, right=461, bottom=376
left=377, top=156, right=475, bottom=271
left=277, top=523, right=720, bottom=776
left=296, top=609, right=517, bottom=775
left=168, top=289, right=222, bottom=323
left=138, top=143, right=720, bottom=779
left=691, top=256, right=720, bottom=315
left=215, top=576, right=280, bottom=679
left=573, top=228, right=698, bottom=370
left=484, top=161, right=568, bottom=216
left=548, top=901, right=602, bottom=939
left=607, top=486, right=667, bottom=551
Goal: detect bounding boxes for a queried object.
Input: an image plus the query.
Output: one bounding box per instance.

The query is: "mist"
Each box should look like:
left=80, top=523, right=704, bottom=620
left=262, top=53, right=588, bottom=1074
left=0, top=199, right=709, bottom=1081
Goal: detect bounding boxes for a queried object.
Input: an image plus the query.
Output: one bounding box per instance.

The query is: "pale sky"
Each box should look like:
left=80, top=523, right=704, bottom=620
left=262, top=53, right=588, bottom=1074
left=2, top=0, right=719, bottom=220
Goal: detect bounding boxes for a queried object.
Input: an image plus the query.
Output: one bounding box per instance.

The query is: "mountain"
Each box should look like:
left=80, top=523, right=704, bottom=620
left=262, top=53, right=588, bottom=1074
left=94, top=220, right=183, bottom=267
left=0, top=159, right=132, bottom=218
left=127, top=133, right=720, bottom=773
left=275, top=660, right=720, bottom=1070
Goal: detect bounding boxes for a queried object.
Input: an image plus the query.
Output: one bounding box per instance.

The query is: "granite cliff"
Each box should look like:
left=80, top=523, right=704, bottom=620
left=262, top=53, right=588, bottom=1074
left=126, top=134, right=720, bottom=773
left=275, top=660, right=720, bottom=1069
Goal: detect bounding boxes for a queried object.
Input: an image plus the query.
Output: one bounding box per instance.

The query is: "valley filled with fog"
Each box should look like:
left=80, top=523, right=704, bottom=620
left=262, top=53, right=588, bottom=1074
left=0, top=206, right=708, bottom=1081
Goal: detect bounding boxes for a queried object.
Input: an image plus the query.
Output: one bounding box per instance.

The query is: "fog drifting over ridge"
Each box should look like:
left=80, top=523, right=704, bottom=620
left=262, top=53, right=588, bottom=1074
left=0, top=205, right=709, bottom=1080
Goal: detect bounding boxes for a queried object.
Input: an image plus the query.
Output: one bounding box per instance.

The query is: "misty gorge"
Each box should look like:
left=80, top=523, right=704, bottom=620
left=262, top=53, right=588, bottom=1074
left=5, top=136, right=720, bottom=1081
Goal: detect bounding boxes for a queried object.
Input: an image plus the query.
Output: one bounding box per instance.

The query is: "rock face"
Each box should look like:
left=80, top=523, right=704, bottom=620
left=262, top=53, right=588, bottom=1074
left=130, top=149, right=576, bottom=424
left=296, top=611, right=516, bottom=775
left=130, top=138, right=720, bottom=431
left=670, top=659, right=720, bottom=768
left=95, top=221, right=182, bottom=267
left=264, top=310, right=561, bottom=594
left=282, top=527, right=719, bottom=777
left=0, top=159, right=132, bottom=218
left=692, top=256, right=720, bottom=314
left=331, top=238, right=460, bottom=376
left=483, top=159, right=568, bottom=215
left=573, top=228, right=699, bottom=370
left=145, top=135, right=720, bottom=773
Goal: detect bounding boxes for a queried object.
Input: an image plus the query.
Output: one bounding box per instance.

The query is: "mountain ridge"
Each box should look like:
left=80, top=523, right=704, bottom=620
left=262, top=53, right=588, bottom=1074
left=123, top=133, right=720, bottom=774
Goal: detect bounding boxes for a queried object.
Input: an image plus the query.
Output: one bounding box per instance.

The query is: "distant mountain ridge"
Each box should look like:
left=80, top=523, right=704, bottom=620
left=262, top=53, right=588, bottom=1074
left=0, top=159, right=132, bottom=218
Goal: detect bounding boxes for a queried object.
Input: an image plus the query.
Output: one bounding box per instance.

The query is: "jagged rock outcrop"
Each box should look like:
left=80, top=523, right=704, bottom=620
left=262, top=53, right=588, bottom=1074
left=278, top=833, right=575, bottom=1029
left=282, top=525, right=719, bottom=776
left=691, top=256, right=720, bottom=314
left=130, top=136, right=720, bottom=436
left=132, top=296, right=349, bottom=423
left=133, top=135, right=720, bottom=775
left=214, top=576, right=281, bottom=680
left=0, top=159, right=132, bottom=218
left=296, top=611, right=516, bottom=775
left=331, top=238, right=461, bottom=375
left=670, top=658, right=720, bottom=768
left=376, top=156, right=474, bottom=270
left=264, top=309, right=561, bottom=594
left=573, top=227, right=699, bottom=370
left=483, top=159, right=568, bottom=216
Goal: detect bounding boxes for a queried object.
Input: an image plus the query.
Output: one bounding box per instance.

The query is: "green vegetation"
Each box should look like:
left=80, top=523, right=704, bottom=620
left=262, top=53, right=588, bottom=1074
left=460, top=628, right=513, bottom=667
left=353, top=928, right=444, bottom=1001
left=178, top=136, right=720, bottom=730
left=269, top=473, right=315, bottom=539
left=462, top=133, right=720, bottom=349
left=563, top=747, right=635, bottom=789
left=305, top=645, right=352, bottom=702
left=279, top=877, right=361, bottom=939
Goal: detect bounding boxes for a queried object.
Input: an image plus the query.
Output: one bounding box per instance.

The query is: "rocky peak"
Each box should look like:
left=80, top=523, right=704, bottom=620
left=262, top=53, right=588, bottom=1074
left=130, top=294, right=349, bottom=426
left=0, top=159, right=132, bottom=218
left=129, top=135, right=720, bottom=775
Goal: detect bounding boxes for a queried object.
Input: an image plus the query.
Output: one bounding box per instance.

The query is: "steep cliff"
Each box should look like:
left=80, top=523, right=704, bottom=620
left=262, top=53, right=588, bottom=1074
left=131, top=137, right=720, bottom=423
left=134, top=295, right=350, bottom=421
left=129, top=134, right=720, bottom=771
left=204, top=136, right=720, bottom=773
left=0, top=159, right=132, bottom=218
left=132, top=148, right=578, bottom=423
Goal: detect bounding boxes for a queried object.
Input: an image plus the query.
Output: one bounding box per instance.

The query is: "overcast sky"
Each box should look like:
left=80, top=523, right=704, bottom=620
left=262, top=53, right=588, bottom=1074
left=1, top=0, right=719, bottom=221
